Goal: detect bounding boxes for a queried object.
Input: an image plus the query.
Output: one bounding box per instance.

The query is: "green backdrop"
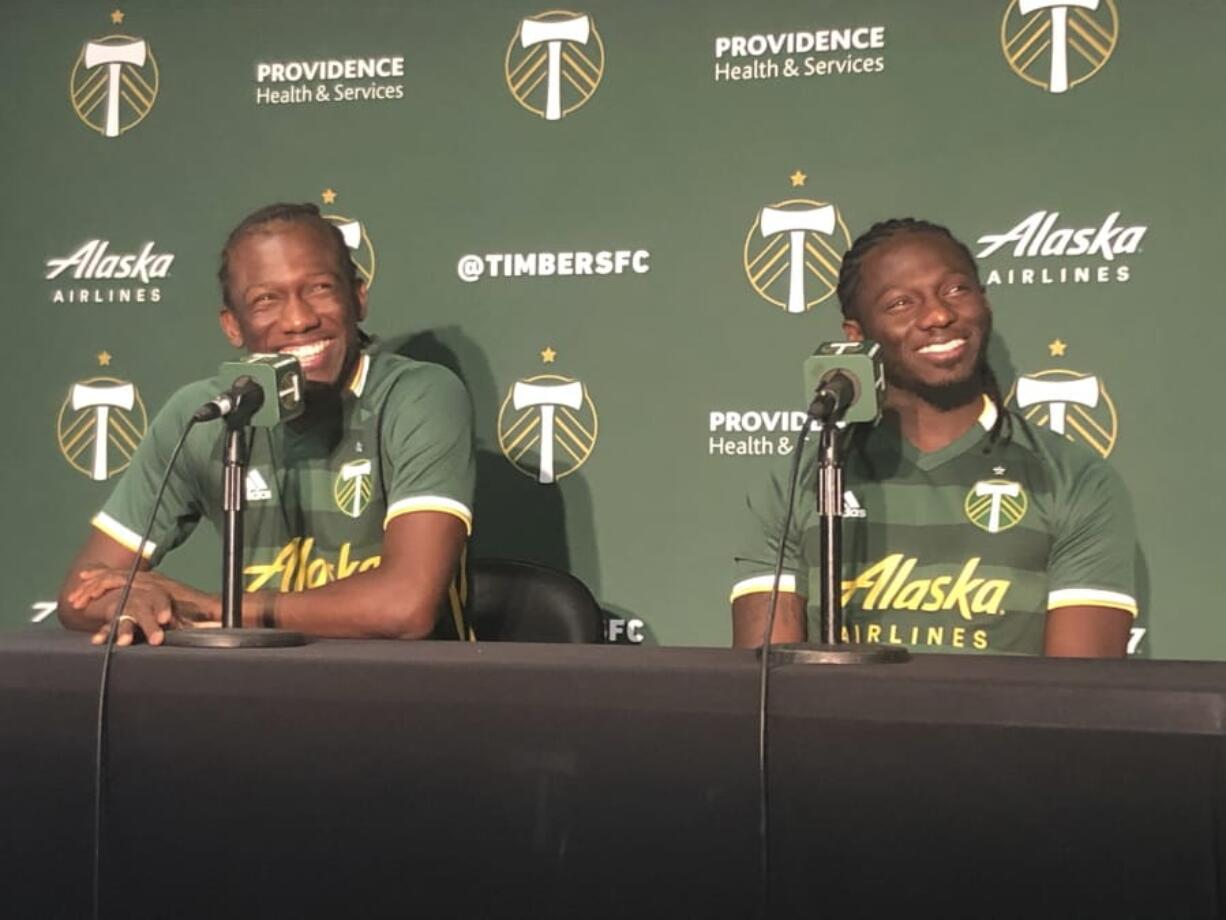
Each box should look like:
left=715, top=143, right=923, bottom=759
left=4, top=0, right=1224, bottom=657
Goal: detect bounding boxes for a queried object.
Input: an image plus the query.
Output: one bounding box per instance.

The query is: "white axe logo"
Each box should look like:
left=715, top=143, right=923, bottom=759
left=71, top=35, right=159, bottom=137
left=335, top=459, right=373, bottom=518
left=498, top=375, right=598, bottom=484
left=324, top=214, right=376, bottom=289
left=966, top=480, right=1028, bottom=534
left=507, top=12, right=605, bottom=121
left=58, top=378, right=147, bottom=481
left=744, top=200, right=849, bottom=314
left=1004, top=0, right=1118, bottom=94
left=1013, top=371, right=1119, bottom=458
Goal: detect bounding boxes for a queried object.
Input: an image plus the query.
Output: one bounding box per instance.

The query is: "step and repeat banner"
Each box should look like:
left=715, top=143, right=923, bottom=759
left=3, top=1, right=1224, bottom=657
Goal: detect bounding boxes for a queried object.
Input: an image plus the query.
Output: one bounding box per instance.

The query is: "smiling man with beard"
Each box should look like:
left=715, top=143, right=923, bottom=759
left=58, top=203, right=475, bottom=643
left=731, top=218, right=1137, bottom=657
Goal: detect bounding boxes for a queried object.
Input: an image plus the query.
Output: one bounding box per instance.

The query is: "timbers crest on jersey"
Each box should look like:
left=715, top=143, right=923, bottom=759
left=964, top=479, right=1028, bottom=534
left=334, top=459, right=374, bottom=518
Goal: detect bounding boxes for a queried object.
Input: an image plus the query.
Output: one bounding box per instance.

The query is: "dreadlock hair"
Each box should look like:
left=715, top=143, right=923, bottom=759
left=217, top=202, right=361, bottom=312
left=835, top=217, right=1012, bottom=451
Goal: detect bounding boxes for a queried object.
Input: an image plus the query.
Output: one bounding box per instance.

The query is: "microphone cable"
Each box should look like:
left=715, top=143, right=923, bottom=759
left=755, top=416, right=815, bottom=920
left=91, top=417, right=198, bottom=920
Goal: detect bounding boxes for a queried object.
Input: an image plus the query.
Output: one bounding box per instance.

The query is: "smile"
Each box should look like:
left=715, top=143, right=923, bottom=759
left=278, top=340, right=333, bottom=367
left=918, top=338, right=966, bottom=355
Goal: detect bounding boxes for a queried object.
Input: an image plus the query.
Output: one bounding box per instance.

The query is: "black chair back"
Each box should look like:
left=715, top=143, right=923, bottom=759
left=467, top=559, right=603, bottom=643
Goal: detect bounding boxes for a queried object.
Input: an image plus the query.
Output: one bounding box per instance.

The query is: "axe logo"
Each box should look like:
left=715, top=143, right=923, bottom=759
left=497, top=374, right=598, bottom=483
left=505, top=10, right=605, bottom=121
left=743, top=198, right=852, bottom=314
left=1000, top=0, right=1118, bottom=94
left=57, top=375, right=148, bottom=481
left=70, top=32, right=159, bottom=137
left=1006, top=369, right=1119, bottom=457
left=334, top=459, right=373, bottom=518
left=965, top=479, right=1029, bottom=534
left=324, top=213, right=377, bottom=290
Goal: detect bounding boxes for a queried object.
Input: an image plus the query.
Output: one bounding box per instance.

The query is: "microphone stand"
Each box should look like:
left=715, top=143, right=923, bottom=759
left=768, top=419, right=909, bottom=666
left=165, top=414, right=305, bottom=649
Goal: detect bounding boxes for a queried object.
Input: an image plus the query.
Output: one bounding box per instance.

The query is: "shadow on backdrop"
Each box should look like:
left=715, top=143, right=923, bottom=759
left=387, top=328, right=603, bottom=601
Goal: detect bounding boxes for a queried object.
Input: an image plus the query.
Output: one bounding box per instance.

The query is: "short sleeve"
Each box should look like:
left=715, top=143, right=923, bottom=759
left=380, top=365, right=476, bottom=535
left=92, top=386, right=209, bottom=566
left=731, top=452, right=812, bottom=603
left=1046, top=458, right=1138, bottom=616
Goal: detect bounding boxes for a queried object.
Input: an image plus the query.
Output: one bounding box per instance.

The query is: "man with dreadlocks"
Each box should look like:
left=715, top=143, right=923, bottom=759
left=731, top=218, right=1136, bottom=656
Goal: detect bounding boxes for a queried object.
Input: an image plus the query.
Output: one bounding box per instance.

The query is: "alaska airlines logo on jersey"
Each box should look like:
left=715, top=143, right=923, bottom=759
left=70, top=12, right=160, bottom=137
left=744, top=197, right=851, bottom=314
left=1007, top=366, right=1119, bottom=458
left=841, top=555, right=1009, bottom=620
left=334, top=459, right=373, bottom=518
left=498, top=372, right=598, bottom=483
left=965, top=479, right=1028, bottom=533
left=1000, top=0, right=1118, bottom=94
left=245, top=538, right=380, bottom=592
left=506, top=11, right=605, bottom=121
left=58, top=369, right=148, bottom=481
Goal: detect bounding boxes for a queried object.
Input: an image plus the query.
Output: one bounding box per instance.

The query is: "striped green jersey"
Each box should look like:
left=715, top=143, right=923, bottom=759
left=733, top=400, right=1136, bottom=655
left=93, top=347, right=475, bottom=639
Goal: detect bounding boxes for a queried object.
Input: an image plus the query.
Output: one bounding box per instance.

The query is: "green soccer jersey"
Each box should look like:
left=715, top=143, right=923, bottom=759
left=732, top=399, right=1137, bottom=655
left=93, top=347, right=476, bottom=639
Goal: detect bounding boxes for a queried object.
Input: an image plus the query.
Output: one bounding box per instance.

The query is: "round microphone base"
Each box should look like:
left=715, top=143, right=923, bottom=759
left=761, top=642, right=911, bottom=666
left=163, top=627, right=307, bottom=649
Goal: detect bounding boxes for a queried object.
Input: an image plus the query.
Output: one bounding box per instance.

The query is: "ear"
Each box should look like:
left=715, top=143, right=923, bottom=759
left=842, top=318, right=865, bottom=342
left=219, top=307, right=244, bottom=348
left=354, top=282, right=368, bottom=323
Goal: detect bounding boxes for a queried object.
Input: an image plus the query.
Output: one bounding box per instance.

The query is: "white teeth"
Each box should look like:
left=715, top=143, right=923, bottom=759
left=919, top=338, right=965, bottom=355
left=280, top=341, right=330, bottom=359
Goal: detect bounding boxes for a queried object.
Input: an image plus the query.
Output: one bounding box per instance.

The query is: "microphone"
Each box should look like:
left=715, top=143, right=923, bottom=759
left=192, top=354, right=305, bottom=426
left=193, top=376, right=262, bottom=423
left=802, top=340, right=885, bottom=425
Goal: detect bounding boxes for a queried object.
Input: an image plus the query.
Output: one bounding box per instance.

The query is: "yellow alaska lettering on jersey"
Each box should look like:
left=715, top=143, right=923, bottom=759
left=841, top=554, right=1010, bottom=621
left=244, top=538, right=381, bottom=592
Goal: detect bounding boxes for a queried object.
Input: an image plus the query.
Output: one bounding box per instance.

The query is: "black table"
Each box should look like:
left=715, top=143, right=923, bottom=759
left=2, top=630, right=1223, bottom=918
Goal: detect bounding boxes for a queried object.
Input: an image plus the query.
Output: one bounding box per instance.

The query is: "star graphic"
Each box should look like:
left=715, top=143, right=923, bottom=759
left=540, top=347, right=557, bottom=364
left=97, top=351, right=112, bottom=366
left=321, top=188, right=338, bottom=204
left=111, top=9, right=125, bottom=24
left=1048, top=338, right=1068, bottom=357
left=993, top=466, right=1006, bottom=476
left=789, top=170, right=807, bottom=188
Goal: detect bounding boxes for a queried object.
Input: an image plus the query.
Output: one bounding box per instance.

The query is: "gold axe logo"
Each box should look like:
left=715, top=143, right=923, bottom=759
left=1006, top=341, right=1118, bottom=457
left=70, top=15, right=159, bottom=137
left=1001, top=0, right=1118, bottom=94
left=58, top=369, right=148, bottom=481
left=744, top=198, right=851, bottom=313
left=505, top=10, right=605, bottom=121
left=324, top=213, right=377, bottom=290
left=334, top=459, right=373, bottom=518
left=498, top=373, right=598, bottom=483
left=964, top=479, right=1029, bottom=534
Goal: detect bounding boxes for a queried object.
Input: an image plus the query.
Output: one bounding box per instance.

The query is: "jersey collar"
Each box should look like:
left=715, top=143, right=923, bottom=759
left=977, top=394, right=997, bottom=431
left=346, top=352, right=371, bottom=397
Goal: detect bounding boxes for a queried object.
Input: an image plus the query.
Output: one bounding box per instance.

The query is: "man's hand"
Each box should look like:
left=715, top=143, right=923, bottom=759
left=67, top=566, right=218, bottom=646
left=76, top=576, right=177, bottom=647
